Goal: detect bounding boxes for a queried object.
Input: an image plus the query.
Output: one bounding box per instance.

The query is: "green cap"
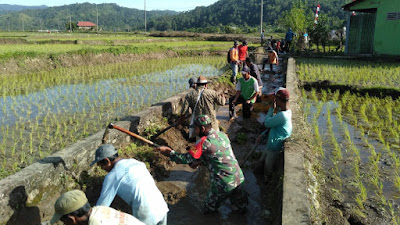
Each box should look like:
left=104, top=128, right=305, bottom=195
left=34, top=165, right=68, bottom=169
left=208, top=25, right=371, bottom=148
left=194, top=114, right=212, bottom=127
left=50, top=190, right=88, bottom=224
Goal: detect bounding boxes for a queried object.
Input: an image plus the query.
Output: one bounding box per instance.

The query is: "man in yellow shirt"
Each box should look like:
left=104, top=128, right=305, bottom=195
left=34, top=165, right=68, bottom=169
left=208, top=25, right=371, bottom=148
left=228, top=41, right=239, bottom=84
left=262, top=47, right=279, bottom=73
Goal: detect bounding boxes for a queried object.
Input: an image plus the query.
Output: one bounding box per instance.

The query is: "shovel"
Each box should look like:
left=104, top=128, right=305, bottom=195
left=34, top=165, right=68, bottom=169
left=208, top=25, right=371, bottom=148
left=240, top=143, right=260, bottom=167
left=150, top=122, right=178, bottom=140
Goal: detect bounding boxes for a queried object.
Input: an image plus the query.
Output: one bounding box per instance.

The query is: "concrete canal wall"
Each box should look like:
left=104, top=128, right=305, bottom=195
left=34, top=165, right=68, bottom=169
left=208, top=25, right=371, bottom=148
left=0, top=91, right=188, bottom=225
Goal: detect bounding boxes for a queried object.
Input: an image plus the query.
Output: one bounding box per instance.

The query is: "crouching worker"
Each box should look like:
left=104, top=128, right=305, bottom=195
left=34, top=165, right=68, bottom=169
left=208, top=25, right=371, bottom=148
left=157, top=115, right=248, bottom=214
left=50, top=189, right=145, bottom=225
left=256, top=87, right=292, bottom=182
left=229, top=66, right=259, bottom=120
left=91, top=144, right=169, bottom=225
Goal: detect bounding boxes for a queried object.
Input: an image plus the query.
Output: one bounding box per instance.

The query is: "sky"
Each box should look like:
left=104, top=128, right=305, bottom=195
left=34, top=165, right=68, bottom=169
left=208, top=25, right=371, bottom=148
left=0, top=0, right=220, bottom=11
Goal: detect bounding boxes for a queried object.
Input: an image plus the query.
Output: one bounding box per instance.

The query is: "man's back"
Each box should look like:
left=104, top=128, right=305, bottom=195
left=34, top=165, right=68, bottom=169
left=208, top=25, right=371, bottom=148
left=248, top=63, right=263, bottom=87
left=285, top=31, right=295, bottom=41
left=268, top=51, right=278, bottom=64
left=201, top=130, right=244, bottom=192
left=181, top=87, right=224, bottom=130
left=96, top=159, right=168, bottom=225
left=229, top=47, right=239, bottom=62
left=89, top=206, right=145, bottom=225
left=238, top=45, right=248, bottom=61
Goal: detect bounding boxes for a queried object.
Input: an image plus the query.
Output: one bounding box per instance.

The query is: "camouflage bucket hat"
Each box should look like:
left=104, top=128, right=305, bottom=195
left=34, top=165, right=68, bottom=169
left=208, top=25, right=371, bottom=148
left=194, top=114, right=211, bottom=127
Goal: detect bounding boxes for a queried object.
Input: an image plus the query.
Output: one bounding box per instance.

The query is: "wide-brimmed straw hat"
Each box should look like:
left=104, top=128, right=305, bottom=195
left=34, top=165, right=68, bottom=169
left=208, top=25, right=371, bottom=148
left=196, top=75, right=210, bottom=84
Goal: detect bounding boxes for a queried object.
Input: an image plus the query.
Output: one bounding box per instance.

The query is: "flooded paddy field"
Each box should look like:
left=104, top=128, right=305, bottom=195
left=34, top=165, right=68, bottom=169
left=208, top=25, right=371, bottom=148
left=297, top=58, right=400, bottom=224
left=0, top=56, right=225, bottom=178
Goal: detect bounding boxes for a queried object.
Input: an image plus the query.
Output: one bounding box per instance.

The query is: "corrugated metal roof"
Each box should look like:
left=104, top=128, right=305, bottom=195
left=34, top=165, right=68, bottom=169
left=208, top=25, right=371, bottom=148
left=342, top=0, right=367, bottom=11
left=77, top=21, right=97, bottom=27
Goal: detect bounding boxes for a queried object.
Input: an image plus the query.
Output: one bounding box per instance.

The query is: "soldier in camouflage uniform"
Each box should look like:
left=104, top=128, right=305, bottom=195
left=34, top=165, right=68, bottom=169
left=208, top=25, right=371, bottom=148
left=179, top=76, right=226, bottom=132
left=158, top=115, right=248, bottom=214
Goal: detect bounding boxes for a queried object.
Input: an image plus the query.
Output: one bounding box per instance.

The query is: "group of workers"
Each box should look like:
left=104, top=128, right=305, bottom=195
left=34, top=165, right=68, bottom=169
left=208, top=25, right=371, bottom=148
left=50, top=45, right=292, bottom=225
left=261, top=28, right=297, bottom=53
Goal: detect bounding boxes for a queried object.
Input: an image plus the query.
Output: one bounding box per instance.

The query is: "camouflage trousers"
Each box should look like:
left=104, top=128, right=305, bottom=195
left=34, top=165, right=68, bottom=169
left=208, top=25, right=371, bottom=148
left=204, top=182, right=248, bottom=213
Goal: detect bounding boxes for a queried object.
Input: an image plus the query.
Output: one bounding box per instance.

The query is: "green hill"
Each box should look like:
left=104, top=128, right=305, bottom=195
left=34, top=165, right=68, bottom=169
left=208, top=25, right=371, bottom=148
left=149, top=0, right=349, bottom=31
left=0, top=3, right=177, bottom=31
left=0, top=4, right=47, bottom=15
left=0, top=0, right=349, bottom=32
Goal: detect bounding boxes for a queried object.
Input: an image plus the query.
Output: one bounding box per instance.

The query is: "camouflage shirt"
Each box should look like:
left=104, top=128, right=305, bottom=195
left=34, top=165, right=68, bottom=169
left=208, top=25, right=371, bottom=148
left=180, top=87, right=225, bottom=131
left=170, top=129, right=245, bottom=192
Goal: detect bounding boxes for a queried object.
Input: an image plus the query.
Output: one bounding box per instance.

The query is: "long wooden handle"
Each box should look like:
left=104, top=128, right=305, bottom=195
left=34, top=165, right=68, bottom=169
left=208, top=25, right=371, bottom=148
left=240, top=144, right=259, bottom=167
left=108, top=123, right=160, bottom=148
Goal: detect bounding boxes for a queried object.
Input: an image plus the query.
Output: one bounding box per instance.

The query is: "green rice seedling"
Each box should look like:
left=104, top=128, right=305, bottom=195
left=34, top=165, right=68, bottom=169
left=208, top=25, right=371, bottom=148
left=20, top=151, right=26, bottom=164
left=332, top=90, right=340, bottom=103
left=311, top=88, right=318, bottom=103
left=11, top=141, right=18, bottom=156
left=375, top=182, right=387, bottom=207
left=355, top=194, right=365, bottom=210
left=29, top=133, right=33, bottom=154
left=331, top=166, right=342, bottom=188
left=12, top=162, right=19, bottom=173
left=394, top=174, right=400, bottom=193
left=389, top=126, right=399, bottom=143
left=359, top=103, right=368, bottom=124
left=377, top=128, right=386, bottom=145
left=369, top=153, right=381, bottom=189
left=342, top=124, right=351, bottom=144
left=394, top=153, right=400, bottom=170
left=321, top=89, right=327, bottom=103
left=388, top=201, right=399, bottom=225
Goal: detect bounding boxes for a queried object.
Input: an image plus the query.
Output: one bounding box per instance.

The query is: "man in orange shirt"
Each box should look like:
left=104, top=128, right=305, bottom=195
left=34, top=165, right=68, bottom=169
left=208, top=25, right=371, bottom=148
left=228, top=41, right=239, bottom=84
left=262, top=47, right=279, bottom=73
left=238, top=40, right=248, bottom=71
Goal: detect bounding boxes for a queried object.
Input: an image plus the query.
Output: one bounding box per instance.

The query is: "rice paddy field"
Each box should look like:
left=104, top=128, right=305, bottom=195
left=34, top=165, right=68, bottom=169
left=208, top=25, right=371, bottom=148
left=297, top=58, right=400, bottom=224
left=0, top=31, right=233, bottom=179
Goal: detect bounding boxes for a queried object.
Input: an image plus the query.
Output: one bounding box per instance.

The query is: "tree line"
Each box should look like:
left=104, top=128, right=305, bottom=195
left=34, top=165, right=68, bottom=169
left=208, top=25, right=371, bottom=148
left=0, top=0, right=349, bottom=33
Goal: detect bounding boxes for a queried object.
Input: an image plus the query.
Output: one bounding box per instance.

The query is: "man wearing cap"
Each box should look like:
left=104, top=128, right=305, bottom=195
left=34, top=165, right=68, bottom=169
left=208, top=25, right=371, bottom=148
left=179, top=75, right=225, bottom=138
left=244, top=57, right=263, bottom=99
left=157, top=115, right=248, bottom=214
left=238, top=40, right=248, bottom=71
left=229, top=66, right=259, bottom=120
left=50, top=189, right=145, bottom=225
left=228, top=41, right=240, bottom=84
left=188, top=77, right=196, bottom=89
left=256, top=87, right=292, bottom=182
left=262, top=47, right=279, bottom=73
left=90, top=144, right=169, bottom=225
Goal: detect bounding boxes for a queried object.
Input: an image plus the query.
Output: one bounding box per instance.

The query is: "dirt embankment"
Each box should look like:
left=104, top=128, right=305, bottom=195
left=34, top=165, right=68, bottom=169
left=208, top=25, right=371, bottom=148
left=150, top=31, right=261, bottom=43
left=303, top=80, right=400, bottom=100
left=0, top=49, right=224, bottom=76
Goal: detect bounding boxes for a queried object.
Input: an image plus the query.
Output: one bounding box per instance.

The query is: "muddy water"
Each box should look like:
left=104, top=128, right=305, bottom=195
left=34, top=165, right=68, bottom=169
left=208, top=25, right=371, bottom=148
left=0, top=64, right=223, bottom=176
left=167, top=170, right=267, bottom=225
left=162, top=60, right=286, bottom=225
left=303, top=95, right=400, bottom=223
left=0, top=64, right=222, bottom=129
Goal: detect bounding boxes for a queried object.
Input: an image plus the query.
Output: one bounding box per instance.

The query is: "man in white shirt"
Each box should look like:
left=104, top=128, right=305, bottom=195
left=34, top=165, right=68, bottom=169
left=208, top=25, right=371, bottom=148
left=50, top=189, right=145, bottom=225
left=91, top=144, right=169, bottom=225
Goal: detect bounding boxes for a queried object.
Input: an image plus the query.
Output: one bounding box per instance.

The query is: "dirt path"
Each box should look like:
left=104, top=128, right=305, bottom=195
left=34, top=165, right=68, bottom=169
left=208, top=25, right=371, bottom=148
left=157, top=60, right=286, bottom=225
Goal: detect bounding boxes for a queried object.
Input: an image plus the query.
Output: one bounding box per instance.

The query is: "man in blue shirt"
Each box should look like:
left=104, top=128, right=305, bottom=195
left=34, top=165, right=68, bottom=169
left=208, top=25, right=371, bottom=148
left=285, top=28, right=296, bottom=52
left=256, top=87, right=292, bottom=182
left=91, top=144, right=169, bottom=225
